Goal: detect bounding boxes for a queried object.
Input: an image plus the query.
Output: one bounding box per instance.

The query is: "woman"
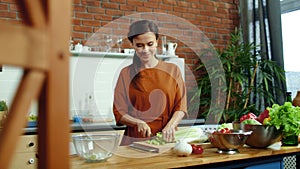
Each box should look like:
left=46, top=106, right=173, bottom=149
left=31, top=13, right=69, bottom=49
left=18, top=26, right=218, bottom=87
left=113, top=20, right=187, bottom=145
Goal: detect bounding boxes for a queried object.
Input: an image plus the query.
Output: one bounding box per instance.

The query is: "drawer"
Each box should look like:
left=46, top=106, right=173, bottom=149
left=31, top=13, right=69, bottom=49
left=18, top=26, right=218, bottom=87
left=10, top=152, right=37, bottom=169
left=15, top=135, right=37, bottom=153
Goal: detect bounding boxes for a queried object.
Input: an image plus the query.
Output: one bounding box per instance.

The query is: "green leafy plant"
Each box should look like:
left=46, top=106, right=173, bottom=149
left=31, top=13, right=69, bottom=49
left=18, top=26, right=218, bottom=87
left=190, top=29, right=286, bottom=123
left=0, top=100, right=8, bottom=111
left=267, top=102, right=300, bottom=137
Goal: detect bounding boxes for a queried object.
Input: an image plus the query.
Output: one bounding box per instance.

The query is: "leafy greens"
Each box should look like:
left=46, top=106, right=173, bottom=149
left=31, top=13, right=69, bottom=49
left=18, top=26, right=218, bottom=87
left=267, top=102, right=300, bottom=137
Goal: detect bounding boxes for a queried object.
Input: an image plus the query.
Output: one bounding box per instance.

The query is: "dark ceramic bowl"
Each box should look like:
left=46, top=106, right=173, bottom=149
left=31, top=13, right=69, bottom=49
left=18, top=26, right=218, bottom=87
left=241, top=124, right=282, bottom=148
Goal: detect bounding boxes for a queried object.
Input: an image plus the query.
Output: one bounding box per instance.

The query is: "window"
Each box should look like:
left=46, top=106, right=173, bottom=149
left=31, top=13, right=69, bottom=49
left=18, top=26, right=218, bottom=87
left=281, top=0, right=300, bottom=99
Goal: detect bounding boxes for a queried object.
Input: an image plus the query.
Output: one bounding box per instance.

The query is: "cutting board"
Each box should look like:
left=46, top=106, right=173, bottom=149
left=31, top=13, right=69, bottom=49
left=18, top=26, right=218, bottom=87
left=128, top=141, right=214, bottom=154
left=129, top=141, right=176, bottom=153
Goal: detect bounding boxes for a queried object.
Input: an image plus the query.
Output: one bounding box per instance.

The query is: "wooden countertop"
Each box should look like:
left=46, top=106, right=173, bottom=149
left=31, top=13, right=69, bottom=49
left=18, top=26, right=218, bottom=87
left=71, top=143, right=300, bottom=169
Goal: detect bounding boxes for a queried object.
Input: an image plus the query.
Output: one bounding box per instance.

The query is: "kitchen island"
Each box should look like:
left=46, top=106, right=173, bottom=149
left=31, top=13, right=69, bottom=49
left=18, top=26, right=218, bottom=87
left=71, top=143, right=300, bottom=169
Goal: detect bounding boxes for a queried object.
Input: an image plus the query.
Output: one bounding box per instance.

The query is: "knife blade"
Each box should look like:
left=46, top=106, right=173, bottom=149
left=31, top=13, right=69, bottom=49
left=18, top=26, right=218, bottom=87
left=128, top=142, right=159, bottom=153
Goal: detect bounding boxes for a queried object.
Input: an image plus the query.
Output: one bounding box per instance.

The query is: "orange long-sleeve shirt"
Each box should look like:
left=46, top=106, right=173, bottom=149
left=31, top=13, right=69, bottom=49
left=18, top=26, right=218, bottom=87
left=113, top=60, right=187, bottom=145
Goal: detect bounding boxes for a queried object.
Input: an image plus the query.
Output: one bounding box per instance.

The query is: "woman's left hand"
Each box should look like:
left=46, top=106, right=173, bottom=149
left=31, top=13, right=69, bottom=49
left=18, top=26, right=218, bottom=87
left=162, top=111, right=185, bottom=142
left=162, top=125, right=177, bottom=142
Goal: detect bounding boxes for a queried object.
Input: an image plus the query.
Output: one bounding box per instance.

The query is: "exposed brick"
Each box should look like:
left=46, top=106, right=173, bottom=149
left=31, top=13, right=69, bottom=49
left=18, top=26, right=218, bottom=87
left=102, top=2, right=119, bottom=9
left=94, top=14, right=113, bottom=21
left=75, top=12, right=93, bottom=19
left=73, top=25, right=93, bottom=33
left=73, top=0, right=81, bottom=5
left=87, top=7, right=105, bottom=14
left=120, top=4, right=135, bottom=11
left=186, top=0, right=200, bottom=3
left=83, top=20, right=101, bottom=27
left=74, top=5, right=87, bottom=12
left=72, top=19, right=82, bottom=25
left=178, top=1, right=190, bottom=7
left=195, top=15, right=209, bottom=21
left=0, top=0, right=16, bottom=3
left=168, top=11, right=182, bottom=17
left=9, top=3, right=18, bottom=11
left=144, top=2, right=159, bottom=9
left=0, top=11, right=15, bottom=18
left=159, top=4, right=173, bottom=11
left=82, top=0, right=100, bottom=7
left=174, top=6, right=188, bottom=13
left=127, top=0, right=144, bottom=6
left=105, top=9, right=123, bottom=16
left=217, top=8, right=229, bottom=15
left=111, top=0, right=126, bottom=3
left=188, top=8, right=200, bottom=15
left=163, top=0, right=177, bottom=5
left=72, top=32, right=85, bottom=39
left=0, top=4, right=8, bottom=10
left=204, top=5, right=216, bottom=12
left=148, top=0, right=161, bottom=2
left=136, top=6, right=153, bottom=12
left=191, top=2, right=204, bottom=9
left=209, top=16, right=221, bottom=23
left=124, top=11, right=136, bottom=16
left=154, top=9, right=168, bottom=13
left=182, top=12, right=195, bottom=20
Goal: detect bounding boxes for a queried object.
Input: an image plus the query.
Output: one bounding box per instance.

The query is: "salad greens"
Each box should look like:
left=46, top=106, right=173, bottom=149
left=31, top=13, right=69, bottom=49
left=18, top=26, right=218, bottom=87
left=217, top=123, right=233, bottom=130
left=146, top=127, right=206, bottom=145
left=267, top=102, right=300, bottom=137
left=146, top=132, right=167, bottom=145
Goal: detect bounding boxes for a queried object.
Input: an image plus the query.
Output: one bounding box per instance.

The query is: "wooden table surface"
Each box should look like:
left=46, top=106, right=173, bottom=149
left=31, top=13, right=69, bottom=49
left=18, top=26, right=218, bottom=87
left=71, top=143, right=300, bottom=169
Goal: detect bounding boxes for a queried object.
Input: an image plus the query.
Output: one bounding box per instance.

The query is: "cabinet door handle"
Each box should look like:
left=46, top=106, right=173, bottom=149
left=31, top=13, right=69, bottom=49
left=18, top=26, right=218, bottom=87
left=28, top=142, right=35, bottom=147
left=28, top=158, right=35, bottom=164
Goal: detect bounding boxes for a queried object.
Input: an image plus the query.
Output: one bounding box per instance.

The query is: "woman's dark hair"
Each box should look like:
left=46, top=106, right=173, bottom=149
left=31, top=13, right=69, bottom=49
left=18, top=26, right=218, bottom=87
left=127, top=20, right=159, bottom=79
left=127, top=20, right=159, bottom=43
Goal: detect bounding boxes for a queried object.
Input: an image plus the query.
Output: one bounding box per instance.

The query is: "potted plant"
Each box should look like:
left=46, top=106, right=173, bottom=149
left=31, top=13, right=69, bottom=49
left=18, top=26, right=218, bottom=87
left=0, top=100, right=8, bottom=127
left=190, top=28, right=286, bottom=123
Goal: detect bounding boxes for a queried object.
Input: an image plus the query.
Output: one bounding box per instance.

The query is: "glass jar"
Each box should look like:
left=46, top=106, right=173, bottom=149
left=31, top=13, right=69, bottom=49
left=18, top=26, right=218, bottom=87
left=282, top=135, right=298, bottom=146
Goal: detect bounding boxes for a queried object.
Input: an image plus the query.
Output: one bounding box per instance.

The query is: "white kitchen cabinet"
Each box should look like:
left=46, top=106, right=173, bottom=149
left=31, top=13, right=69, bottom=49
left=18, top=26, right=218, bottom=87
left=10, top=135, right=37, bottom=169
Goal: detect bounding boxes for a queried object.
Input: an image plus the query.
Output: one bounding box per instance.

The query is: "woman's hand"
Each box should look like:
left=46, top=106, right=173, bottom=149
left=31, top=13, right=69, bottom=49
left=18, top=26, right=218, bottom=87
left=119, top=114, right=152, bottom=137
left=162, top=111, right=185, bottom=142
left=162, top=125, right=177, bottom=142
left=137, top=121, right=152, bottom=137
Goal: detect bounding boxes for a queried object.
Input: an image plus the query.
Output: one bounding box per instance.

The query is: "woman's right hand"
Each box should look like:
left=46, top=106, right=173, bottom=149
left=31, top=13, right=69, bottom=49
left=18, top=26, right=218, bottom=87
left=119, top=114, right=152, bottom=137
left=137, top=121, right=152, bottom=137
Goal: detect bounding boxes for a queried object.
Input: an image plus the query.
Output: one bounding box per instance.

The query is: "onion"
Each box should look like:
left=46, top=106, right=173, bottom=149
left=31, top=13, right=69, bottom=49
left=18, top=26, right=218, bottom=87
left=173, top=140, right=192, bottom=157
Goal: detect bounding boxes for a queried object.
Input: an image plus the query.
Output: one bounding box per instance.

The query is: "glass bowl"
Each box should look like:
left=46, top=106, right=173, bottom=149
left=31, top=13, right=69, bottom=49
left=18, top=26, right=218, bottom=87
left=72, top=133, right=121, bottom=163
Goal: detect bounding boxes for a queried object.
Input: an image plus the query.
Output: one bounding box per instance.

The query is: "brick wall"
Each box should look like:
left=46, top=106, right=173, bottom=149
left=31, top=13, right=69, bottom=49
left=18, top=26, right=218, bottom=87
left=0, top=0, right=240, bottom=117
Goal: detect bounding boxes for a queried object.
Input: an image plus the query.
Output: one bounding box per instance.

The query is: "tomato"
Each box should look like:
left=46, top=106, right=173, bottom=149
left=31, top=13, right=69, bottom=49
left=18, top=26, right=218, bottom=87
left=257, top=109, right=269, bottom=123
left=219, top=128, right=231, bottom=134
left=240, top=112, right=257, bottom=122
left=190, top=144, right=204, bottom=154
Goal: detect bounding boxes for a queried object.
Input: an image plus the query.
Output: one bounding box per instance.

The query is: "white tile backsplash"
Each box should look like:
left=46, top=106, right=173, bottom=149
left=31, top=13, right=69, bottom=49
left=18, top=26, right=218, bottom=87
left=70, top=56, right=132, bottom=120
left=0, top=66, right=23, bottom=107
